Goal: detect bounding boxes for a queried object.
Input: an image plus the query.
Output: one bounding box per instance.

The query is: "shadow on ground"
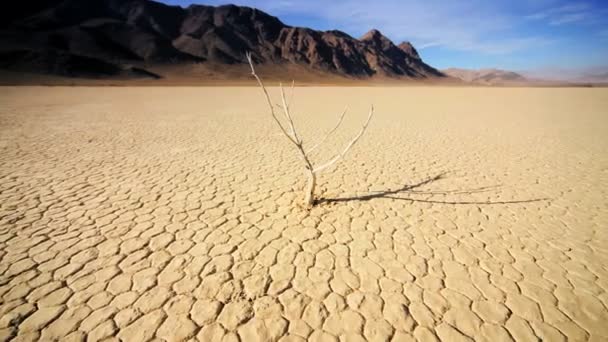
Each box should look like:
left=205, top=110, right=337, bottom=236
left=317, top=173, right=550, bottom=205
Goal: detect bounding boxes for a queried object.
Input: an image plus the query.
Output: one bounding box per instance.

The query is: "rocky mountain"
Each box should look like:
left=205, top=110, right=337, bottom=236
left=442, top=68, right=527, bottom=85
left=0, top=0, right=444, bottom=81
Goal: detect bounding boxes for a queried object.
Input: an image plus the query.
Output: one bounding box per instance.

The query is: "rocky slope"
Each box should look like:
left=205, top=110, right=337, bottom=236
left=0, top=0, right=443, bottom=80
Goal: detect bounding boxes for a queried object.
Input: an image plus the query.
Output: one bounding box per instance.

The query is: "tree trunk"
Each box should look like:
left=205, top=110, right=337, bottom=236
left=304, top=171, right=316, bottom=207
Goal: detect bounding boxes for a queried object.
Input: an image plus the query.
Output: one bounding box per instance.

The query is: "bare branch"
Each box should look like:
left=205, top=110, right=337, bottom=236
left=313, top=105, right=374, bottom=174
left=280, top=82, right=300, bottom=144
left=288, top=80, right=295, bottom=109
left=246, top=52, right=314, bottom=170
left=246, top=52, right=297, bottom=145
left=306, top=106, right=348, bottom=154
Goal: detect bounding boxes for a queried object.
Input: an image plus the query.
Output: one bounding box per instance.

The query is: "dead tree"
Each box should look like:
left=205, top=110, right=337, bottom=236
left=246, top=52, right=374, bottom=207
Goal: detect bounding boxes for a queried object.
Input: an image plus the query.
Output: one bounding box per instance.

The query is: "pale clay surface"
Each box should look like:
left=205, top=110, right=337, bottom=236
left=0, top=86, right=607, bottom=342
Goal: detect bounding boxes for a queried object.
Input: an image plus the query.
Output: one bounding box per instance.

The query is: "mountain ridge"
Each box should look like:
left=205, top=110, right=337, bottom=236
left=0, top=0, right=445, bottom=81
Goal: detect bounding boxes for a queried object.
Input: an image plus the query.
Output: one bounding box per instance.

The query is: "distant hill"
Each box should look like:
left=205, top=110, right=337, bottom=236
left=577, top=71, right=608, bottom=84
left=0, top=0, right=444, bottom=81
left=443, top=68, right=527, bottom=85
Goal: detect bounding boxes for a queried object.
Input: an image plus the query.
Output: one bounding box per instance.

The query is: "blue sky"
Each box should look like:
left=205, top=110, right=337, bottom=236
left=160, top=0, right=608, bottom=76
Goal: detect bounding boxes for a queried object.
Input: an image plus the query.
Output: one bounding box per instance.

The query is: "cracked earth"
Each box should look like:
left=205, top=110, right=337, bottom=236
left=0, top=86, right=607, bottom=341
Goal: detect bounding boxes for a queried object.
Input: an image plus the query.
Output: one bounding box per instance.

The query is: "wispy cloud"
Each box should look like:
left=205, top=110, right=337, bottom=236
left=550, top=12, right=588, bottom=25
left=526, top=3, right=592, bottom=25
left=417, top=42, right=442, bottom=50
left=460, top=37, right=555, bottom=55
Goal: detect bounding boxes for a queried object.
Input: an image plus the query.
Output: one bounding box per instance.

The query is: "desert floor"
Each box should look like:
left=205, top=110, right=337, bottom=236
left=0, top=86, right=607, bottom=341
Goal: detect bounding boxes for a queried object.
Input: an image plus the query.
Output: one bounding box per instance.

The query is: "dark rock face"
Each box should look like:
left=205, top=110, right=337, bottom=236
left=0, top=0, right=444, bottom=79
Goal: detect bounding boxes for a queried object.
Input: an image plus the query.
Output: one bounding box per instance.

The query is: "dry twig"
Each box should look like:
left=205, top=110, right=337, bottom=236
left=246, top=52, right=374, bottom=207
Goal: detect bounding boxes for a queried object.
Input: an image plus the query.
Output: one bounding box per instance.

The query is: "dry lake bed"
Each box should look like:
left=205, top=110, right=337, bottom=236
left=0, top=86, right=607, bottom=341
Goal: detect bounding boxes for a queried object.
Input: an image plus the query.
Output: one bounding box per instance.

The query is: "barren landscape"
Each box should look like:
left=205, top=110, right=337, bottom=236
left=1, top=86, right=607, bottom=341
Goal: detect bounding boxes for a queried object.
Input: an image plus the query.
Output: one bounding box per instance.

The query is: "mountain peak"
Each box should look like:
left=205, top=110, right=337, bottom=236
left=361, top=29, right=388, bottom=41
left=398, top=41, right=421, bottom=60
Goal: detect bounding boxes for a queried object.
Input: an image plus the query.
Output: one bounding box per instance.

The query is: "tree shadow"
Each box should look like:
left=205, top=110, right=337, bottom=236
left=316, top=172, right=550, bottom=205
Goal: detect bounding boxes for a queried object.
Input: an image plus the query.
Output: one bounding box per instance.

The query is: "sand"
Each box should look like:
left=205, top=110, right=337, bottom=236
left=0, top=86, right=607, bottom=341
